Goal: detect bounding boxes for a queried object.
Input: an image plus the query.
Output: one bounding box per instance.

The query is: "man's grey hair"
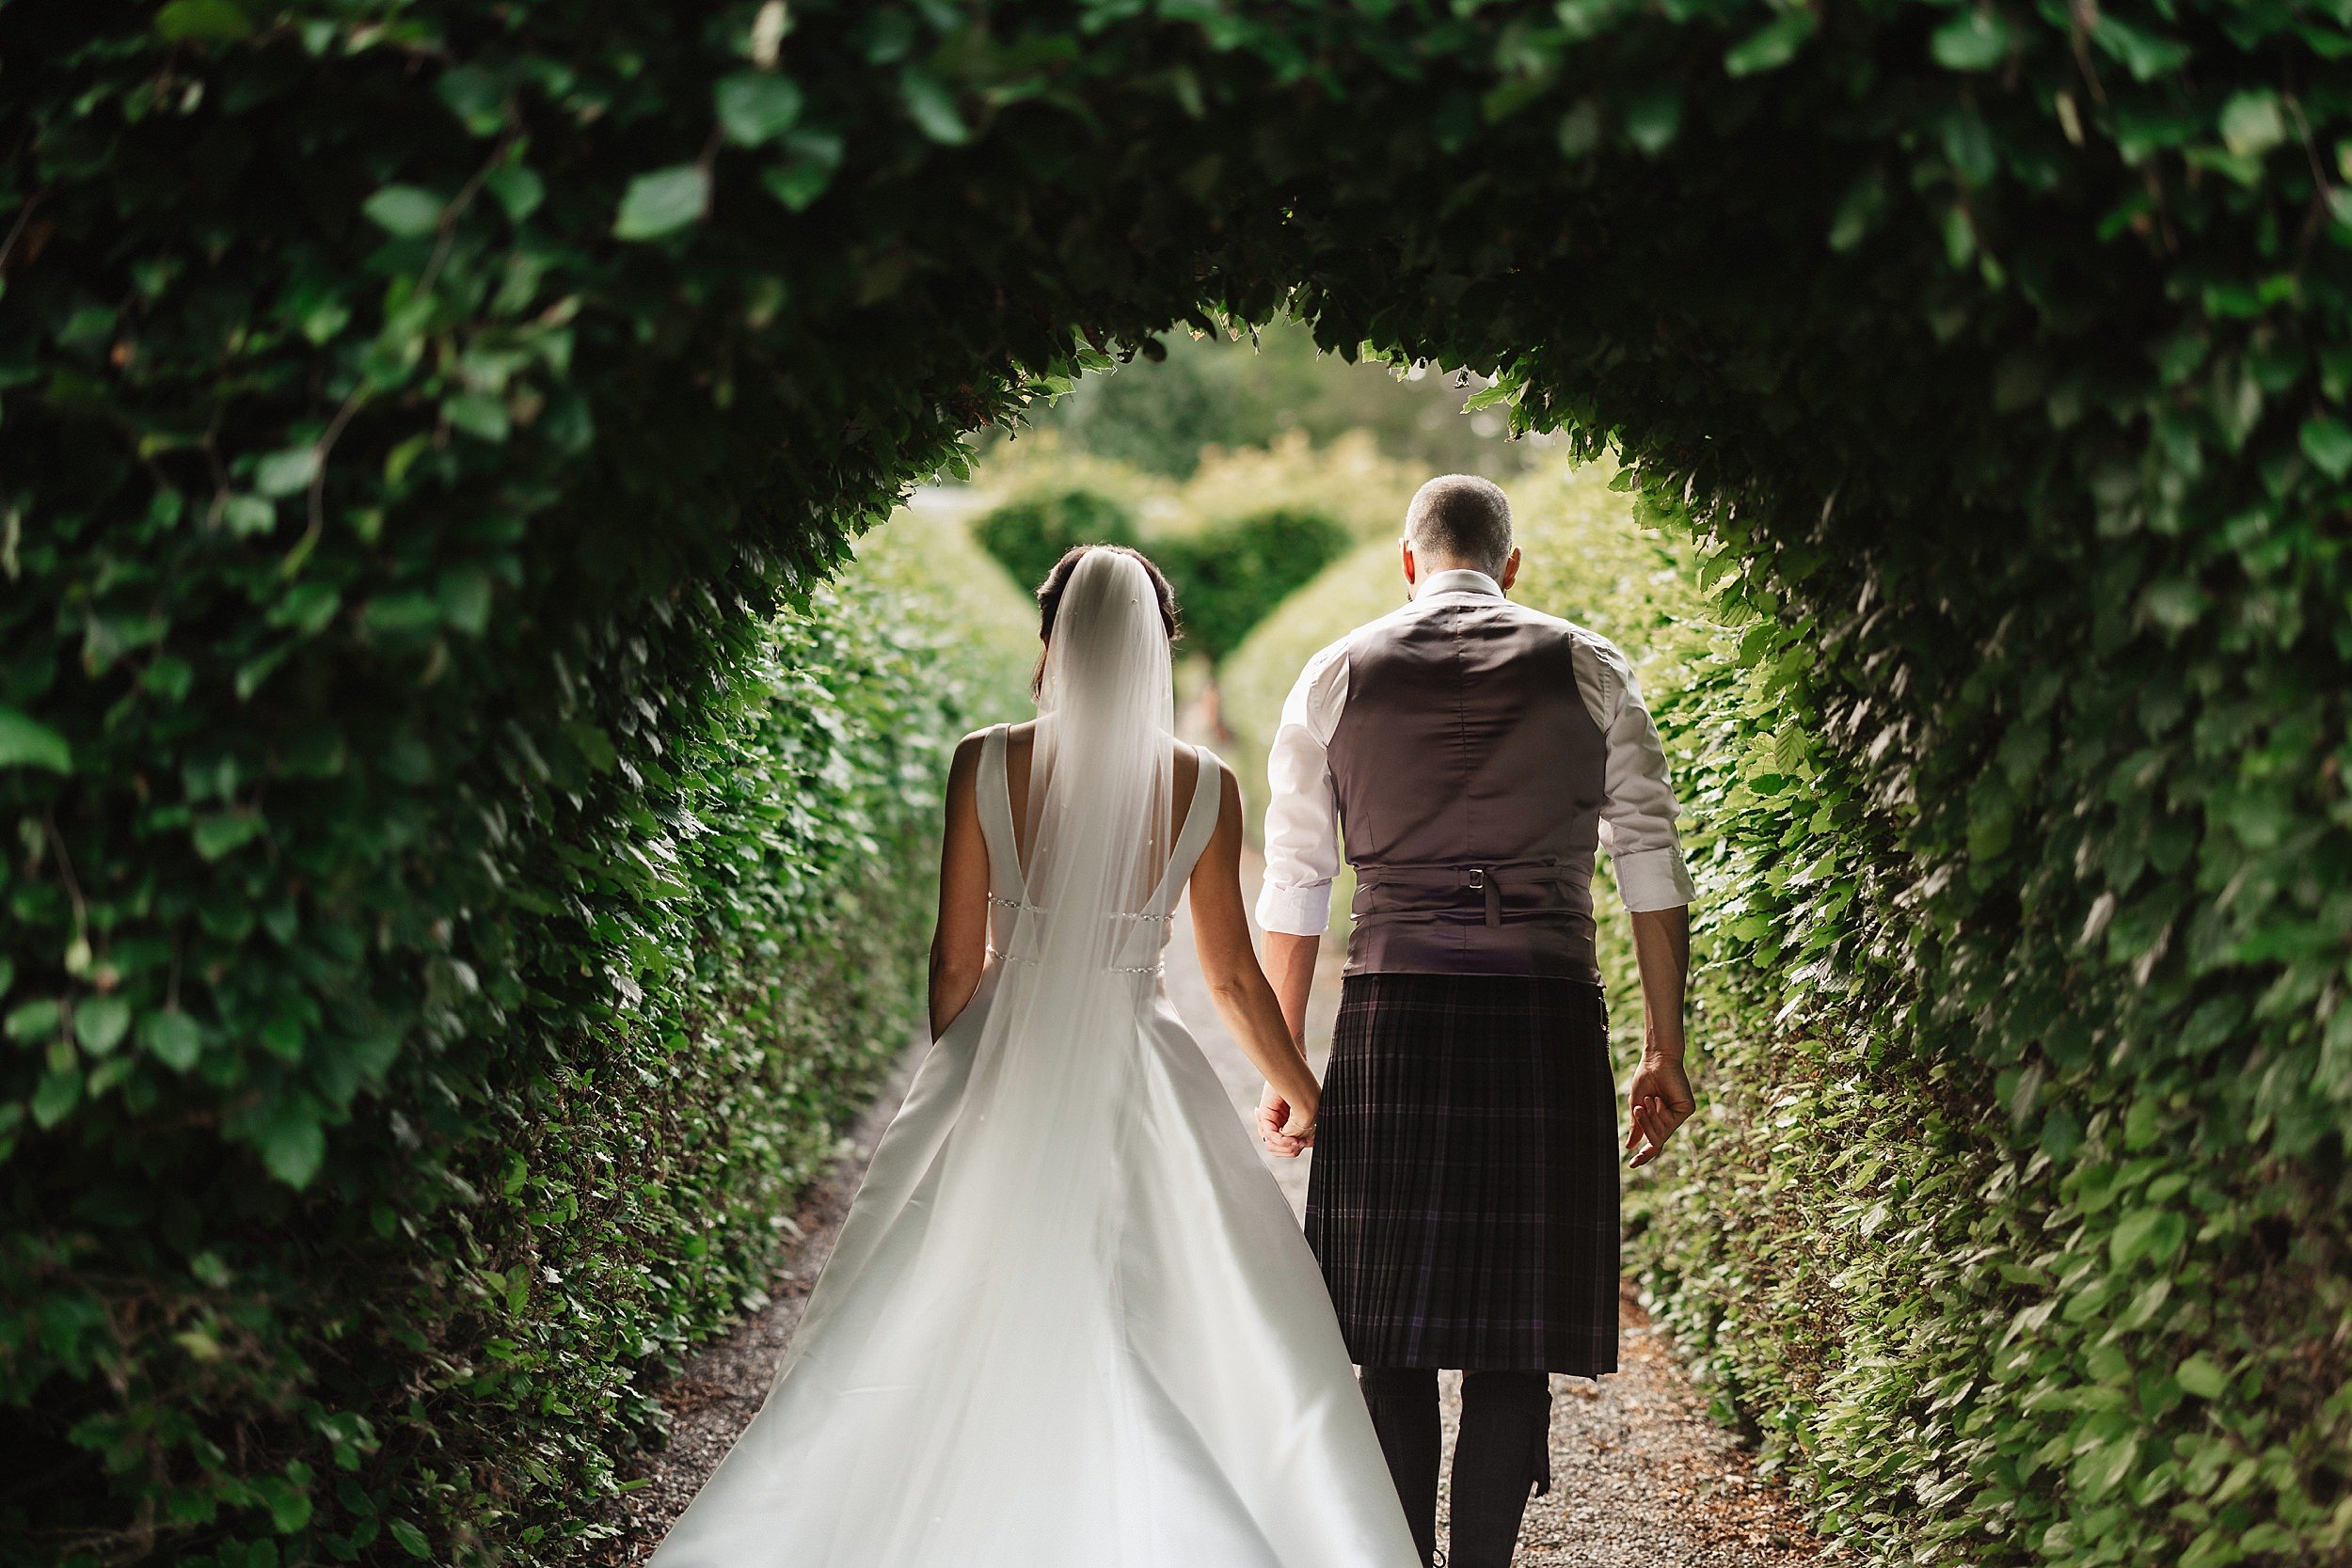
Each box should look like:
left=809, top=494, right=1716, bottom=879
left=1405, top=474, right=1514, bottom=578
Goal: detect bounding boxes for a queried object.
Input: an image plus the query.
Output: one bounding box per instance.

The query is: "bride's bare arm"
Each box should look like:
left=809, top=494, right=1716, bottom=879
left=1188, top=763, right=1320, bottom=1138
left=929, top=734, right=992, bottom=1037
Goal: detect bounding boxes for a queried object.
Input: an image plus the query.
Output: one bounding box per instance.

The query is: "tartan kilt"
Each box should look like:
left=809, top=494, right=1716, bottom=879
left=1304, top=973, right=1618, bottom=1375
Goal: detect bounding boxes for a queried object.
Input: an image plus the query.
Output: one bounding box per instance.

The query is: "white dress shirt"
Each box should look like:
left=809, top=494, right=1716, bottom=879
left=1256, top=568, right=1696, bottom=937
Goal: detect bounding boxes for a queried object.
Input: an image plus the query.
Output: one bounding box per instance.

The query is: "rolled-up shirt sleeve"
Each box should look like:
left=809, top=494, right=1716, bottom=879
left=1255, top=641, right=1348, bottom=935
left=1582, top=637, right=1697, bottom=912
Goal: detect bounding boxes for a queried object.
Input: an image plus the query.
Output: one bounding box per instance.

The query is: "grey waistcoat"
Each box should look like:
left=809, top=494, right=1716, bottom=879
left=1327, top=594, right=1608, bottom=980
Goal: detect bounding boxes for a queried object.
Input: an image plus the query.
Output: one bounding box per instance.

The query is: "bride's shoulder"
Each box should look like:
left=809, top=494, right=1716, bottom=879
left=952, top=719, right=1032, bottom=749
left=1181, top=744, right=1242, bottom=814
left=948, top=722, right=1003, bottom=774
left=948, top=721, right=1037, bottom=781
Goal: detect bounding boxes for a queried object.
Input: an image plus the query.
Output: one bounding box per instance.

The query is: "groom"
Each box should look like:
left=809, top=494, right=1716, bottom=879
left=1254, top=475, right=1697, bottom=1567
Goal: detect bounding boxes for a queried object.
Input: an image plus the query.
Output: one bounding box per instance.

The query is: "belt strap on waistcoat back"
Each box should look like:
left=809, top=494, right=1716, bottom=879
left=1351, top=860, right=1578, bottom=929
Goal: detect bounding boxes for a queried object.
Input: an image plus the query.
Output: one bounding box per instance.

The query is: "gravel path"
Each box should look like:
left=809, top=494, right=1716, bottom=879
left=600, top=826, right=1829, bottom=1566
left=589, top=1051, right=921, bottom=1565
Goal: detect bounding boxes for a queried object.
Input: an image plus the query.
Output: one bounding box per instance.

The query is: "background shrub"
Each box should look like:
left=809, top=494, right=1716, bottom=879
left=969, top=432, right=1371, bottom=663
left=1155, top=506, right=1351, bottom=662
left=969, top=485, right=1146, bottom=601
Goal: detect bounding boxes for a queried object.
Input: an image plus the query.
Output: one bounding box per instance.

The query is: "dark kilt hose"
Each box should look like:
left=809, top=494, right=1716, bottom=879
left=1304, top=973, right=1619, bottom=1376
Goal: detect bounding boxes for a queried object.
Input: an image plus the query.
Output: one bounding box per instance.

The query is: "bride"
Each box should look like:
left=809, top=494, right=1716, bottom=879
left=649, top=546, right=1421, bottom=1566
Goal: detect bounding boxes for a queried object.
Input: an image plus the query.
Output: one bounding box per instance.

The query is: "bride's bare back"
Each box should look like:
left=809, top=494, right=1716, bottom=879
left=927, top=717, right=1314, bottom=1143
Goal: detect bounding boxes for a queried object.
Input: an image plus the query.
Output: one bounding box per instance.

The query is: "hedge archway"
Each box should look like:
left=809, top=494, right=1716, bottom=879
left=6, top=3, right=2349, bottom=1564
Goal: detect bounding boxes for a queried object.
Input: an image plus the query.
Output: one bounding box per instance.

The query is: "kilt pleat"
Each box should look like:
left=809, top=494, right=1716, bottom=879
left=1304, top=973, right=1618, bottom=1375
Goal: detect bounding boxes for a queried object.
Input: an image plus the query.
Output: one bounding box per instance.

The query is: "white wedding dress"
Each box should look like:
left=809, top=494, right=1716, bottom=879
left=650, top=549, right=1419, bottom=1568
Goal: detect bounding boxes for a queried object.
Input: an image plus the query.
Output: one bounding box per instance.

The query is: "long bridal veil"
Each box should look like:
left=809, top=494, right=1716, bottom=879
left=720, top=549, right=1182, bottom=1559
left=652, top=545, right=1421, bottom=1567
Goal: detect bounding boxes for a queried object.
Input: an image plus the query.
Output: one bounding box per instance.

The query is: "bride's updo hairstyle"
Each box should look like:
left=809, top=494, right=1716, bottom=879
left=1033, top=545, right=1179, bottom=694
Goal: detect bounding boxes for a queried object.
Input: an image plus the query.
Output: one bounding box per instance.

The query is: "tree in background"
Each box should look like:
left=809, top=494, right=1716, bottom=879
left=1010, top=317, right=1546, bottom=481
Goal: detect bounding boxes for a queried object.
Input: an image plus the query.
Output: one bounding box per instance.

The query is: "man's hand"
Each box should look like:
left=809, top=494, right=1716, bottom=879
left=1626, top=904, right=1693, bottom=1167
left=1625, top=1053, right=1694, bottom=1168
left=1258, top=1082, right=1316, bottom=1158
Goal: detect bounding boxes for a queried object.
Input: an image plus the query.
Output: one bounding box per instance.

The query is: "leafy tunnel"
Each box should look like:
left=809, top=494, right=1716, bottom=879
left=3, top=2, right=2347, bottom=1564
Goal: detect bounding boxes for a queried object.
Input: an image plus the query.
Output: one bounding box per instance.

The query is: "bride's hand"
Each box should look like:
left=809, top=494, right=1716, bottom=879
left=1257, top=1082, right=1317, bottom=1158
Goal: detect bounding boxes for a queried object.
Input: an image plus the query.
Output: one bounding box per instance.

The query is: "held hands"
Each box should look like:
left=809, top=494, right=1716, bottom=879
left=1625, top=1052, right=1695, bottom=1168
left=1257, top=1081, right=1318, bottom=1159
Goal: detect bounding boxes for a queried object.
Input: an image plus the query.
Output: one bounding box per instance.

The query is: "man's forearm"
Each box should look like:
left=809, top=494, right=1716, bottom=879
left=1628, top=905, right=1691, bottom=1059
left=1261, top=930, right=1322, bottom=1048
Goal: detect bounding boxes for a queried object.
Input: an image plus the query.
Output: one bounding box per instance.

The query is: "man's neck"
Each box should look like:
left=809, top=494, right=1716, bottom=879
left=1412, top=566, right=1505, bottom=600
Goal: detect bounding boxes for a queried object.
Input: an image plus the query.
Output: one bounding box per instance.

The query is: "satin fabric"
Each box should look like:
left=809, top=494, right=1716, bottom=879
left=648, top=725, right=1419, bottom=1568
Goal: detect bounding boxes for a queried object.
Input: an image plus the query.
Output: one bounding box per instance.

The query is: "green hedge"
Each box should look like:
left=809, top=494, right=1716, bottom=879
left=973, top=475, right=1351, bottom=661
left=10, top=2, right=2352, bottom=1565
left=972, top=485, right=1148, bottom=595
left=4, top=550, right=1016, bottom=1563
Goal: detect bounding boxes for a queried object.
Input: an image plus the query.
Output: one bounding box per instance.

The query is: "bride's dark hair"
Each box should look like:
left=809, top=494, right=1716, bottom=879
left=1034, top=545, right=1179, bottom=694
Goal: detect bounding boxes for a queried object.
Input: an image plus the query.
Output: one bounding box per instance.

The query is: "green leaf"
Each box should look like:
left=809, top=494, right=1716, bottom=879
left=154, top=0, right=252, bottom=41
left=613, top=166, right=710, bottom=241
left=30, top=1069, right=80, bottom=1130
left=437, top=565, right=494, bottom=635
left=0, top=705, right=72, bottom=771
left=438, top=64, right=509, bottom=136
left=1556, top=99, right=1603, bottom=159
left=443, top=392, right=511, bottom=444
left=2219, top=90, right=2287, bottom=161
left=1945, top=107, right=1997, bottom=186
left=258, top=1108, right=326, bottom=1188
left=219, top=493, right=278, bottom=536
left=1724, top=10, right=1818, bottom=77
left=236, top=646, right=292, bottom=703
left=1461, top=380, right=1518, bottom=412
left=2109, top=1206, right=2186, bottom=1268
left=140, top=1011, right=203, bottom=1072
left=6, top=1000, right=60, bottom=1042
left=254, top=445, right=321, bottom=499
left=564, top=721, right=618, bottom=774
left=1622, top=87, right=1682, bottom=155
left=763, top=132, right=847, bottom=212
left=72, top=997, right=132, bottom=1056
left=267, top=1481, right=314, bottom=1534
left=485, top=165, right=546, bottom=225
left=899, top=66, right=970, bottom=144
left=2176, top=1353, right=2229, bottom=1399
left=193, top=810, right=265, bottom=862
left=2140, top=578, right=2207, bottom=631
left=2299, top=414, right=2352, bottom=478
left=716, top=72, right=806, bottom=146
left=271, top=582, right=342, bottom=637
left=388, top=1519, right=433, bottom=1560
left=1830, top=169, right=1887, bottom=251
left=361, top=593, right=442, bottom=638
left=173, top=1328, right=224, bottom=1362
left=363, top=185, right=445, bottom=239
left=2091, top=16, right=2191, bottom=82
left=1943, top=201, right=1977, bottom=265
left=1931, top=10, right=2011, bottom=71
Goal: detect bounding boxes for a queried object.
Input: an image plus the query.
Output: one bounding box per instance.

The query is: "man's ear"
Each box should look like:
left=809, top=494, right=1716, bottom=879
left=1400, top=536, right=1418, bottom=594
left=1499, top=547, right=1521, bottom=592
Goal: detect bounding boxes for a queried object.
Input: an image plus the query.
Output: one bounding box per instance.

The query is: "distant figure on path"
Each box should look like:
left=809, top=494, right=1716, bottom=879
left=1255, top=474, right=1699, bottom=1568
left=649, top=546, right=1421, bottom=1567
